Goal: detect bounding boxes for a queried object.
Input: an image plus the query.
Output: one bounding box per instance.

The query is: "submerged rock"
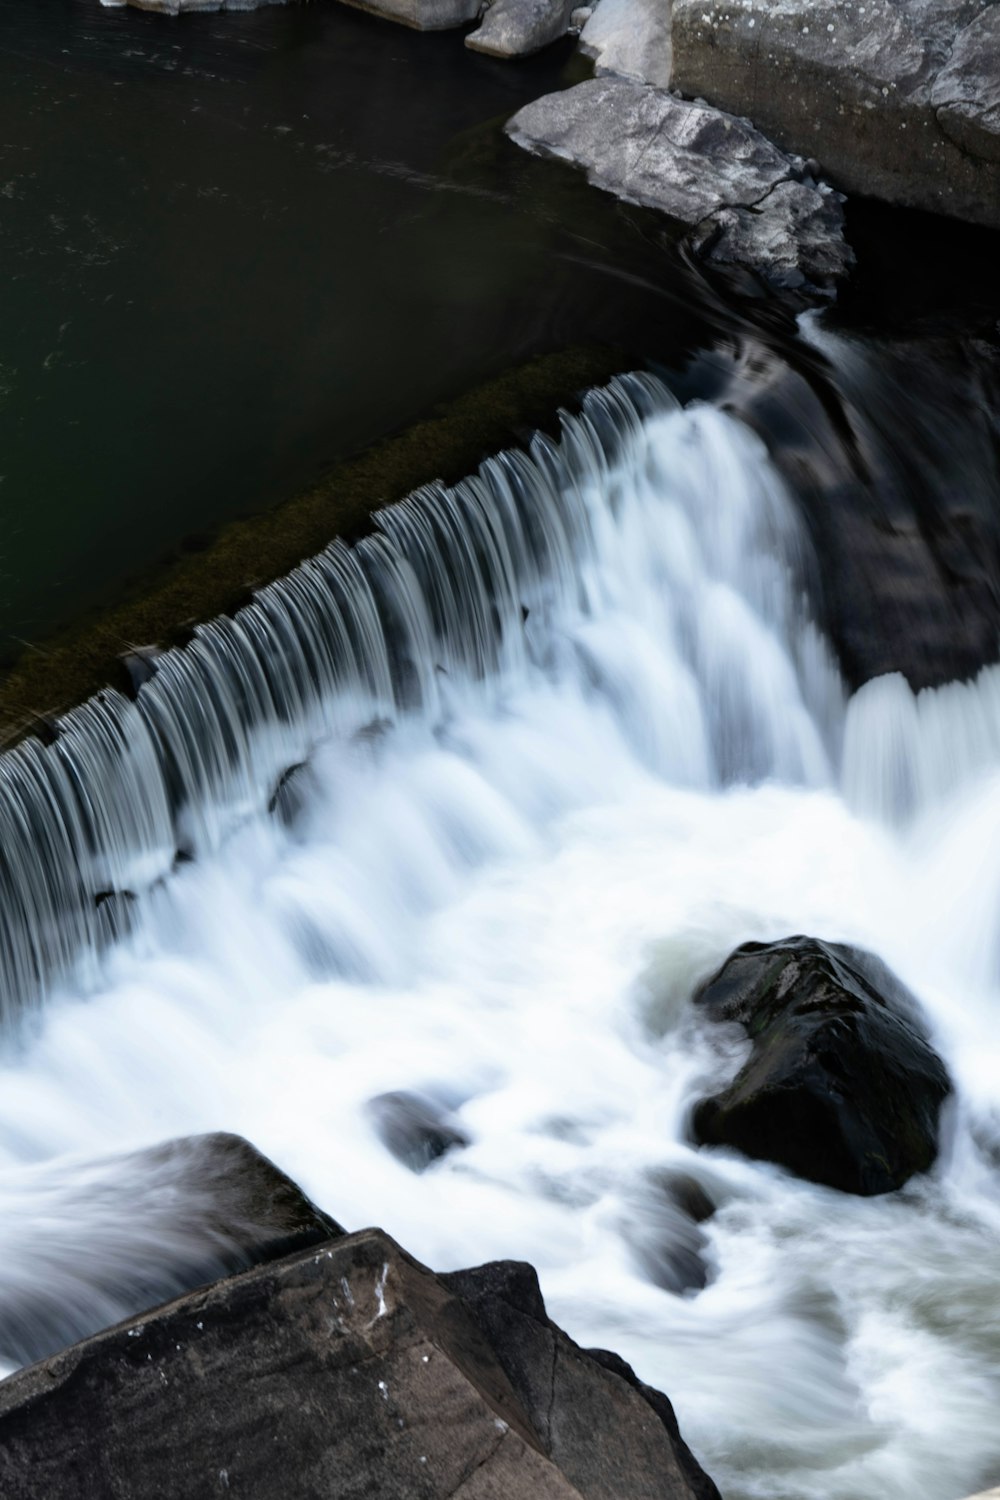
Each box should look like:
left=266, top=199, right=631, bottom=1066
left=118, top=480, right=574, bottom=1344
left=670, top=0, right=1000, bottom=229
left=0, top=1132, right=343, bottom=1370
left=579, top=0, right=671, bottom=89
left=0, top=1228, right=720, bottom=1499
left=506, top=80, right=851, bottom=291
left=621, top=1169, right=716, bottom=1295
left=689, top=937, right=952, bottom=1195
left=466, top=0, right=576, bottom=57
left=367, top=1089, right=471, bottom=1172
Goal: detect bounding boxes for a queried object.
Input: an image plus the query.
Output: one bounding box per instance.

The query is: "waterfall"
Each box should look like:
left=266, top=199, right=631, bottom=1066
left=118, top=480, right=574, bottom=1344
left=0, top=372, right=838, bottom=1027
left=6, top=370, right=1000, bottom=1500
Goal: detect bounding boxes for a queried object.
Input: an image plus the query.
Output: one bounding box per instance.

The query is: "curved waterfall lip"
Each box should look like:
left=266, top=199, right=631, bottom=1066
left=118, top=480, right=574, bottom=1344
left=0, top=371, right=839, bottom=1025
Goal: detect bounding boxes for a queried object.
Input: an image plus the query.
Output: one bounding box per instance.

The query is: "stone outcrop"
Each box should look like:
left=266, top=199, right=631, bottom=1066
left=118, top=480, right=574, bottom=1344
left=0, top=1132, right=342, bottom=1371
left=689, top=937, right=952, bottom=1196
left=0, top=1227, right=719, bottom=1500
left=466, top=0, right=576, bottom=57
left=579, top=0, right=671, bottom=88
left=670, top=0, right=1000, bottom=229
left=506, top=80, right=853, bottom=290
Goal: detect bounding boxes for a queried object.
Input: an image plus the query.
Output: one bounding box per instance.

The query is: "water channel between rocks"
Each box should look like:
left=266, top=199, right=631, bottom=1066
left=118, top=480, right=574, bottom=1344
left=3, top=6, right=1000, bottom=1500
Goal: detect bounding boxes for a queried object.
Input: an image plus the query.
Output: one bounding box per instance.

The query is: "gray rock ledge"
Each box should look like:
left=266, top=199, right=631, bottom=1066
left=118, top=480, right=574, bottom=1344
left=0, top=1228, right=719, bottom=1500
left=507, top=79, right=853, bottom=290
left=671, top=0, right=1000, bottom=229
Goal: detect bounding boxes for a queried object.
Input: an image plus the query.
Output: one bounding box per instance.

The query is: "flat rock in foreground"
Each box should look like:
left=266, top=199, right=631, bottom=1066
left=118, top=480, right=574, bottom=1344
left=506, top=79, right=853, bottom=290
left=0, top=1228, right=719, bottom=1500
left=671, top=0, right=1000, bottom=228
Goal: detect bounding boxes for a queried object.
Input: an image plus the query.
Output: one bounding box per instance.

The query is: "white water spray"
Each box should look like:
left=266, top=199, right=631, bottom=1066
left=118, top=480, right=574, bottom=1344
left=2, top=374, right=1000, bottom=1500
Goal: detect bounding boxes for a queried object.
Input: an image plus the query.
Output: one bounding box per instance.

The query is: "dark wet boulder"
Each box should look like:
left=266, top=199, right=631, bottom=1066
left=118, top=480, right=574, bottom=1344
left=0, top=1228, right=720, bottom=1500
left=367, top=1089, right=471, bottom=1172
left=0, top=1132, right=343, bottom=1370
left=690, top=936, right=952, bottom=1196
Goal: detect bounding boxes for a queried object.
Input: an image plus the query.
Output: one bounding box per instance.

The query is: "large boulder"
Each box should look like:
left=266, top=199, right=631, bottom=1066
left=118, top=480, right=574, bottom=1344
left=0, top=1132, right=342, bottom=1370
left=578, top=0, right=672, bottom=89
left=670, top=0, right=1000, bottom=228
left=466, top=0, right=576, bottom=57
left=689, top=937, right=952, bottom=1196
left=0, top=1227, right=719, bottom=1500
left=506, top=80, right=852, bottom=290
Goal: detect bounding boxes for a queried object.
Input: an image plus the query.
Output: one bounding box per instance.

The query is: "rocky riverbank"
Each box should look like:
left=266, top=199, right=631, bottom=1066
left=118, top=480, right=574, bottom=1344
left=111, top=0, right=1000, bottom=281
left=0, top=1133, right=720, bottom=1500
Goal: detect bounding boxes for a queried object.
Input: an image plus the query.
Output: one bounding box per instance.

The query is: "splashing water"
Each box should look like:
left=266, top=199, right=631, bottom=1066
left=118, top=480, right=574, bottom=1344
left=2, top=373, right=1000, bottom=1499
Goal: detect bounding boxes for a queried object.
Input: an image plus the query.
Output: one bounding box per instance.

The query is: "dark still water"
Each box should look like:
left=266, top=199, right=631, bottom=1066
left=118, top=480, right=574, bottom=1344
left=0, top=0, right=698, bottom=660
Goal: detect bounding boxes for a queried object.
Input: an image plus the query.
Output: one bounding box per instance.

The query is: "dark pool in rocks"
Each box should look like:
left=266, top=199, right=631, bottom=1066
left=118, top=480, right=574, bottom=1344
left=0, top=0, right=707, bottom=667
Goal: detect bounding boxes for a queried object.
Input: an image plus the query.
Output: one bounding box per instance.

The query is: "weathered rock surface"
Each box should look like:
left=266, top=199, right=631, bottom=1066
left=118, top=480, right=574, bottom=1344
left=367, top=1089, right=471, bottom=1171
left=337, top=0, right=481, bottom=27
left=506, top=79, right=852, bottom=289
left=931, top=6, right=1000, bottom=164
left=0, top=1132, right=342, bottom=1371
left=579, top=0, right=672, bottom=88
left=0, top=1228, right=719, bottom=1500
left=466, top=0, right=576, bottom=56
left=444, top=1259, right=722, bottom=1500
left=690, top=936, right=952, bottom=1195
left=671, top=0, right=1000, bottom=228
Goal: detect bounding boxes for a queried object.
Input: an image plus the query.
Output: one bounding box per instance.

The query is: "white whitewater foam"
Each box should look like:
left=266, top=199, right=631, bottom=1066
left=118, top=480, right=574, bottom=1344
left=2, top=379, right=1000, bottom=1499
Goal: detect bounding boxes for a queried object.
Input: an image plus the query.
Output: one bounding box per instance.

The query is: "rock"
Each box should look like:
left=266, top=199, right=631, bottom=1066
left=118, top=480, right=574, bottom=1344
left=0, top=1228, right=720, bottom=1500
left=336, top=0, right=481, bottom=28
left=0, top=1132, right=342, bottom=1370
left=367, top=1089, right=471, bottom=1172
left=670, top=0, right=1000, bottom=229
left=689, top=936, right=952, bottom=1196
left=506, top=79, right=851, bottom=290
left=442, top=1258, right=723, bottom=1499
left=692, top=179, right=854, bottom=293
left=466, top=0, right=576, bottom=57
left=112, top=0, right=293, bottom=12
left=718, top=332, right=1000, bottom=693
left=620, top=1169, right=716, bottom=1295
left=267, top=760, right=317, bottom=830
left=931, top=7, right=1000, bottom=165
left=579, top=0, right=672, bottom=89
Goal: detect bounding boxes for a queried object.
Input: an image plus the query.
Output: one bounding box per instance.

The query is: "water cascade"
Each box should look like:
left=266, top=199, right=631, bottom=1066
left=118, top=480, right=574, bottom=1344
left=3, top=374, right=1000, bottom=1499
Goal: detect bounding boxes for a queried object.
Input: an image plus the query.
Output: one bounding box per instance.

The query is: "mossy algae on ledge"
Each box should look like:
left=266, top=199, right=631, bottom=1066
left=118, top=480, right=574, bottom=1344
left=0, top=346, right=629, bottom=748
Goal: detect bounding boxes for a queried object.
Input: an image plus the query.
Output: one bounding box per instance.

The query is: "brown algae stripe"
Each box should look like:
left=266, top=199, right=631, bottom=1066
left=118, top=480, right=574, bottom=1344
left=0, top=346, right=629, bottom=749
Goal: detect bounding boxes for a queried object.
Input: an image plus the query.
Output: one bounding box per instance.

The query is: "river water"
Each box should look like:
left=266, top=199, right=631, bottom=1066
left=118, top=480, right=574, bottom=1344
left=4, top=6, right=1000, bottom=1500
left=3, top=363, right=1000, bottom=1499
